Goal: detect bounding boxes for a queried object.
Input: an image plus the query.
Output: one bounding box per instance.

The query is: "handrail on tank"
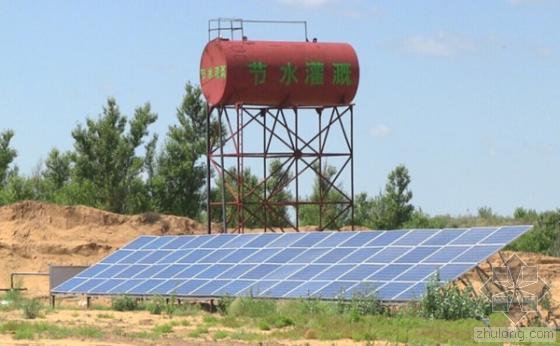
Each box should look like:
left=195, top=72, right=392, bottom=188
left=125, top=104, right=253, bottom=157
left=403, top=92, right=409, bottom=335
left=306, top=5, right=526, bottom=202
left=208, top=18, right=308, bottom=42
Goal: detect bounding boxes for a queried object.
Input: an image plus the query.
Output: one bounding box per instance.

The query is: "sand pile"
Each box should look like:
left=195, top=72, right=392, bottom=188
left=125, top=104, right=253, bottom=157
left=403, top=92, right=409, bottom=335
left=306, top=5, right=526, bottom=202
left=0, top=200, right=205, bottom=294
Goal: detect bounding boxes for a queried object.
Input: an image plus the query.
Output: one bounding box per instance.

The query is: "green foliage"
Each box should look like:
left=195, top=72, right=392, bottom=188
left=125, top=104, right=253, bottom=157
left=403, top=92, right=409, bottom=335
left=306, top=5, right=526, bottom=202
left=71, top=98, right=157, bottom=213
left=111, top=296, right=138, bottom=311
left=21, top=299, right=42, bottom=319
left=152, top=323, right=173, bottom=334
left=421, top=274, right=491, bottom=320
left=356, top=165, right=414, bottom=230
left=42, top=149, right=72, bottom=190
left=145, top=297, right=164, bottom=315
left=300, top=163, right=350, bottom=229
left=227, top=297, right=276, bottom=318
left=3, top=288, right=22, bottom=306
left=149, top=83, right=208, bottom=218
left=0, top=129, right=17, bottom=186
left=216, top=295, right=233, bottom=314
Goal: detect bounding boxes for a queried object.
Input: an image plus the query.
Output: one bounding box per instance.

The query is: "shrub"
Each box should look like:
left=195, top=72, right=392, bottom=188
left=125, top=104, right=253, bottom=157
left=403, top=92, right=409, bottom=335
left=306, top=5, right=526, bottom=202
left=22, top=299, right=42, bottom=319
left=227, top=297, right=276, bottom=318
left=216, top=295, right=233, bottom=314
left=145, top=297, right=164, bottom=315
left=421, top=274, right=491, bottom=320
left=111, top=296, right=138, bottom=311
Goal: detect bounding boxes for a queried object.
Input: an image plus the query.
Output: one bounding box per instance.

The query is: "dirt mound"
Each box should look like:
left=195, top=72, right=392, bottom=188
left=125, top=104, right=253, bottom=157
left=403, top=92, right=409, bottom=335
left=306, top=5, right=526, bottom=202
left=0, top=200, right=205, bottom=295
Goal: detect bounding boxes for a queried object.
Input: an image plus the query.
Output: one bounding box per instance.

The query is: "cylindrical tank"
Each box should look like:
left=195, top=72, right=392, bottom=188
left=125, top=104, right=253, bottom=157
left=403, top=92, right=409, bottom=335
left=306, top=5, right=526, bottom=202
left=200, top=39, right=359, bottom=107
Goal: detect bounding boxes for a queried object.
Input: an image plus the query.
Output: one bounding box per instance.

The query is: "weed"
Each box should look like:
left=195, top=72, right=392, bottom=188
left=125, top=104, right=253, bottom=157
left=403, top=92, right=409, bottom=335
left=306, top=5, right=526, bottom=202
left=96, top=313, right=114, bottom=319
left=213, top=330, right=229, bottom=340
left=203, top=314, right=219, bottom=325
left=153, top=323, right=173, bottom=334
left=111, top=296, right=138, bottom=311
left=188, top=325, right=209, bottom=338
left=22, top=299, right=42, bottom=319
left=0, top=321, right=103, bottom=340
left=421, top=274, right=491, bottom=320
left=258, top=320, right=271, bottom=330
left=145, top=296, right=164, bottom=315
left=216, top=295, right=233, bottom=314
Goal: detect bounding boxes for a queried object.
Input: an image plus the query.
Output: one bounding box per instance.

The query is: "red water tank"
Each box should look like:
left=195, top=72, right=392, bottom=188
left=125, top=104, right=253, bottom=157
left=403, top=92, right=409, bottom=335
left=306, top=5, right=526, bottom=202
left=200, top=39, right=359, bottom=107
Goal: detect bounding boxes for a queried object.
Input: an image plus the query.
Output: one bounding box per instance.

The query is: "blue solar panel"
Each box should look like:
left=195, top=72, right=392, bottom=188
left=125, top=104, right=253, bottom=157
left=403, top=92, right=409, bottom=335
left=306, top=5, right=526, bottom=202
left=150, top=279, right=183, bottom=294
left=290, top=248, right=328, bottom=263
left=285, top=281, right=327, bottom=298
left=314, top=264, right=354, bottom=280
left=154, top=265, right=185, bottom=278
left=90, top=279, right=125, bottom=294
left=395, top=247, right=438, bottom=263
left=288, top=264, right=329, bottom=280
left=291, top=233, right=328, bottom=247
left=262, top=281, right=304, bottom=297
left=53, top=226, right=532, bottom=301
left=424, top=229, right=465, bottom=246
left=393, top=229, right=436, bottom=246
left=196, top=264, right=234, bottom=279
left=264, top=265, right=305, bottom=280
left=175, top=264, right=208, bottom=278
left=424, top=246, right=469, bottom=263
left=451, top=228, right=495, bottom=245
left=161, top=237, right=194, bottom=249
left=340, top=247, right=381, bottom=263
left=216, top=280, right=254, bottom=295
left=121, top=236, right=155, bottom=250
left=219, top=248, right=255, bottom=263
left=176, top=279, right=208, bottom=295
left=101, top=250, right=133, bottom=264
left=142, top=237, right=174, bottom=249
left=108, top=279, right=142, bottom=294
left=315, top=248, right=354, bottom=263
left=218, top=264, right=254, bottom=279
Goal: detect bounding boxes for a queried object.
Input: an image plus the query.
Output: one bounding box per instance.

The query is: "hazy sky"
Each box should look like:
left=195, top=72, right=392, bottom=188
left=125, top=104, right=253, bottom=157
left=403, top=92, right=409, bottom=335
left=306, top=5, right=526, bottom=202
left=0, top=0, right=558, bottom=216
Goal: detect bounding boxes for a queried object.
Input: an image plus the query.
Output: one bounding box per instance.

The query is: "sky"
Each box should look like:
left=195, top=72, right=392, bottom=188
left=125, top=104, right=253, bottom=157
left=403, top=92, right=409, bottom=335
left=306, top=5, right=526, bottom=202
left=0, top=0, right=558, bottom=216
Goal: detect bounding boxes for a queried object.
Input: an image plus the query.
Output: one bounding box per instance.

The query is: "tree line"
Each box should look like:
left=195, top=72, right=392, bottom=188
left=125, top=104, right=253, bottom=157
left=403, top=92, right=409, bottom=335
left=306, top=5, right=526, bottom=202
left=0, top=83, right=558, bottom=255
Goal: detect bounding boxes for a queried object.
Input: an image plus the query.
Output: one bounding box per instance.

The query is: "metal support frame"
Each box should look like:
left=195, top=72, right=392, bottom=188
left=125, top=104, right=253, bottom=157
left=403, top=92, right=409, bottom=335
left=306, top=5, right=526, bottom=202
left=208, top=18, right=309, bottom=42
left=206, top=105, right=354, bottom=233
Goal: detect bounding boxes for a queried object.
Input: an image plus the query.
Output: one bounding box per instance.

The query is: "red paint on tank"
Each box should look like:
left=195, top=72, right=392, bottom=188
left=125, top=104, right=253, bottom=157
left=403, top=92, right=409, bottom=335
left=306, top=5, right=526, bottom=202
left=200, top=39, right=359, bottom=107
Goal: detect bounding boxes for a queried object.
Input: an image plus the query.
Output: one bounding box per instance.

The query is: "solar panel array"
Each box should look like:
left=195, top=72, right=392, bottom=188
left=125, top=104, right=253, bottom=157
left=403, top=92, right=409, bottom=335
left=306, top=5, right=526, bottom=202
left=52, top=226, right=531, bottom=301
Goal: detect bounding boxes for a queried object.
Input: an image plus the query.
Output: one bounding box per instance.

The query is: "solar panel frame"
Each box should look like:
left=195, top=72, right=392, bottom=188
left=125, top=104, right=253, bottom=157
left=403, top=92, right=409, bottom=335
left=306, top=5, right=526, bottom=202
left=52, top=226, right=532, bottom=302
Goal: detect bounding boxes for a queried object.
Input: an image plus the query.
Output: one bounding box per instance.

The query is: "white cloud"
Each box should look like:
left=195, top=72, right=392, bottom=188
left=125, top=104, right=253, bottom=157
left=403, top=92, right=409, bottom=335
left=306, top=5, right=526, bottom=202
left=401, top=33, right=476, bottom=57
left=370, top=124, right=391, bottom=138
left=277, top=0, right=337, bottom=8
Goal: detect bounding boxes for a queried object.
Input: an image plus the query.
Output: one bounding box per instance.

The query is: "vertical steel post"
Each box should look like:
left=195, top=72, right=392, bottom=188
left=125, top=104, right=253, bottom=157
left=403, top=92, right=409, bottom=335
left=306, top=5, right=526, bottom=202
left=218, top=108, right=227, bottom=233
left=262, top=109, right=268, bottom=232
left=350, top=105, right=355, bottom=230
left=206, top=105, right=212, bottom=234
left=294, top=108, right=299, bottom=231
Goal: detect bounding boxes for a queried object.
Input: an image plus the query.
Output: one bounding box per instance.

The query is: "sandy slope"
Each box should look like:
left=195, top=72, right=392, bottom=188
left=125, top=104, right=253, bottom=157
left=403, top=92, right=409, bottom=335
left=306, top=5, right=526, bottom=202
left=0, top=201, right=205, bottom=295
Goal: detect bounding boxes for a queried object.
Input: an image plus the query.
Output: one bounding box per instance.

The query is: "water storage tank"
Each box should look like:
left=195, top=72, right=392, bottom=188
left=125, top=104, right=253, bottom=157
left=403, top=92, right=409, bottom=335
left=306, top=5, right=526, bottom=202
left=200, top=39, right=359, bottom=107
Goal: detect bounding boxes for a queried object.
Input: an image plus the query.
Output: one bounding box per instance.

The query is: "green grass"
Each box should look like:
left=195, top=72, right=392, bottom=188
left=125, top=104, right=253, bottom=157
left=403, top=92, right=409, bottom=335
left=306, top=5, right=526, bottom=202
left=0, top=321, right=103, bottom=340
left=208, top=296, right=513, bottom=345
left=187, top=325, right=209, bottom=338
left=96, top=313, right=114, bottom=319
left=213, top=330, right=229, bottom=340
left=152, top=323, right=173, bottom=334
